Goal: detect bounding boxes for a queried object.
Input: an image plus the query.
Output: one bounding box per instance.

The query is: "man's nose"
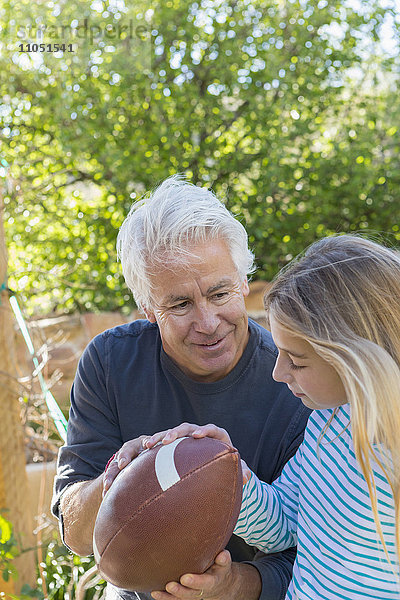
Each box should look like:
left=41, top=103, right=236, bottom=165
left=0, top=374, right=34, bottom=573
left=193, top=305, right=220, bottom=334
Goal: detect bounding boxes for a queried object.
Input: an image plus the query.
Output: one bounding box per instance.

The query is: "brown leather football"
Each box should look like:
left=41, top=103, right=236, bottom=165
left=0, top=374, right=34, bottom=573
left=93, top=436, right=242, bottom=592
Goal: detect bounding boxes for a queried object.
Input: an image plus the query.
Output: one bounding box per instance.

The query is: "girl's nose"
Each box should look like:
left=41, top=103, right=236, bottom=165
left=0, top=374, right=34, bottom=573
left=272, top=353, right=292, bottom=384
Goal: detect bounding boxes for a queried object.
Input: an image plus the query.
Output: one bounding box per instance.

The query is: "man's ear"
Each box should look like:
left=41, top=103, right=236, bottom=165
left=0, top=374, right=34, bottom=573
left=143, top=307, right=157, bottom=323
left=242, top=278, right=250, bottom=297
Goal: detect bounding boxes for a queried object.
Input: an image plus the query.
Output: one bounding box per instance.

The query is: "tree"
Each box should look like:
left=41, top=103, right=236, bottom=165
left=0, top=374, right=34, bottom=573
left=1, top=0, right=399, bottom=314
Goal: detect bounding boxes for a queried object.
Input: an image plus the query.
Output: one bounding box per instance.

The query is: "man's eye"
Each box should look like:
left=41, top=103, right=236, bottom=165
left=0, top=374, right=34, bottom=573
left=173, top=301, right=189, bottom=310
left=213, top=292, right=228, bottom=300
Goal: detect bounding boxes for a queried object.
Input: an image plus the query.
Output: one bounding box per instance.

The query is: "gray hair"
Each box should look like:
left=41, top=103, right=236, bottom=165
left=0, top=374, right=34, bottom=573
left=117, top=175, right=255, bottom=310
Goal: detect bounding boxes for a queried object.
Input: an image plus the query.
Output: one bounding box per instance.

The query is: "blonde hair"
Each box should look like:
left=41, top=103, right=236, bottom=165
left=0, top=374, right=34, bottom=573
left=264, top=234, right=400, bottom=566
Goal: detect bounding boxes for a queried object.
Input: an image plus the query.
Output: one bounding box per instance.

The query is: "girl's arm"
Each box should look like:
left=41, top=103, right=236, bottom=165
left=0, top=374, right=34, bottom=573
left=234, top=447, right=301, bottom=553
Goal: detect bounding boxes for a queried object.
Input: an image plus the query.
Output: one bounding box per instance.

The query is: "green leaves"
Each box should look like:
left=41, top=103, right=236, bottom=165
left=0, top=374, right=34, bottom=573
left=0, top=514, right=19, bottom=584
left=1, top=0, right=399, bottom=314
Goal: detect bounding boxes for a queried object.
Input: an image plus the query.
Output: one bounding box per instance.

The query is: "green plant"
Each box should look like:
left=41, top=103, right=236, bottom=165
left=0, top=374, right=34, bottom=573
left=0, top=518, right=105, bottom=600
left=20, top=535, right=106, bottom=600
left=0, top=513, right=19, bottom=584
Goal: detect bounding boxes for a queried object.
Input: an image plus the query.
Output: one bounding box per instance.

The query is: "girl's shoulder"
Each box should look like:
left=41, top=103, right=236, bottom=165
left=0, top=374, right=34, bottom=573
left=305, top=405, right=352, bottom=449
left=308, top=404, right=350, bottom=431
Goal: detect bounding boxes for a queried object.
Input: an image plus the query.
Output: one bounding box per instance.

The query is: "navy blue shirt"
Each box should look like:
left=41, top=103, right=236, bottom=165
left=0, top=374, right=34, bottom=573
left=52, top=318, right=310, bottom=600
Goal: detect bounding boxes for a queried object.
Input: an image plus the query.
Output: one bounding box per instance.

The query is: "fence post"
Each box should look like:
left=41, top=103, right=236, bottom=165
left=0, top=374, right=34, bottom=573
left=0, top=196, right=36, bottom=595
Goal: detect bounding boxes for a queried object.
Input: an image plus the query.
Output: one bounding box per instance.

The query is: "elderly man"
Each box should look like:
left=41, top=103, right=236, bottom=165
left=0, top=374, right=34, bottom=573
left=52, top=176, right=310, bottom=600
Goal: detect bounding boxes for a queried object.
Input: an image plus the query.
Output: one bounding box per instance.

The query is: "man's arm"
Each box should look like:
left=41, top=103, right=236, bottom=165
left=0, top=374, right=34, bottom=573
left=249, top=548, right=296, bottom=600
left=61, top=434, right=151, bottom=556
left=52, top=335, right=124, bottom=556
left=59, top=475, right=103, bottom=556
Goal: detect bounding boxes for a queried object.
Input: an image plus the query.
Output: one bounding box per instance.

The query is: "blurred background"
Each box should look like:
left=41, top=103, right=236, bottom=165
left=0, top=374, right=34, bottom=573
left=0, top=0, right=399, bottom=597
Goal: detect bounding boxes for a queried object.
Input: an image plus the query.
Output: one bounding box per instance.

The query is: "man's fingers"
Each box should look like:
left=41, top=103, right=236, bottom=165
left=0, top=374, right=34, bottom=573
left=118, top=436, right=149, bottom=464
left=147, top=423, right=234, bottom=448
left=213, top=550, right=231, bottom=566
left=103, top=459, right=120, bottom=495
left=165, top=581, right=206, bottom=599
left=102, top=436, right=149, bottom=496
left=146, top=423, right=198, bottom=447
left=145, top=429, right=171, bottom=448
left=179, top=551, right=231, bottom=589
left=176, top=550, right=232, bottom=594
left=191, top=425, right=233, bottom=446
left=150, top=551, right=233, bottom=599
left=102, top=426, right=237, bottom=498
left=151, top=592, right=179, bottom=600
left=163, top=423, right=199, bottom=443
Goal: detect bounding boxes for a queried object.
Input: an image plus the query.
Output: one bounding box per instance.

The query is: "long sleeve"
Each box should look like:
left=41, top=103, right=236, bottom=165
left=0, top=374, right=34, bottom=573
left=234, top=447, right=302, bottom=554
left=236, top=407, right=400, bottom=599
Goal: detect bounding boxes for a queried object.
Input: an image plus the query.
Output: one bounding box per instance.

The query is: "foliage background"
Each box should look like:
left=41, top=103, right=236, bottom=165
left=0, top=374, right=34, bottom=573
left=1, top=0, right=400, bottom=315
left=0, top=1, right=399, bottom=596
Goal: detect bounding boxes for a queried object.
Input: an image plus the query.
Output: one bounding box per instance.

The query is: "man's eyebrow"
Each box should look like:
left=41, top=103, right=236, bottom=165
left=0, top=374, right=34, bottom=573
left=164, top=294, right=189, bottom=305
left=207, top=279, right=233, bottom=294
left=163, top=279, right=234, bottom=305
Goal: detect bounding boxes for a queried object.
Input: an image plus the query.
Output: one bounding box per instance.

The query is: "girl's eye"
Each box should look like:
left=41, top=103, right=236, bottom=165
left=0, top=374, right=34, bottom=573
left=289, top=359, right=306, bottom=371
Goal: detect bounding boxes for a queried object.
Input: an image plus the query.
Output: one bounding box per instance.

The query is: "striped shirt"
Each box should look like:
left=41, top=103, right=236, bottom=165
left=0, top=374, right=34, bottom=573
left=234, top=405, right=399, bottom=599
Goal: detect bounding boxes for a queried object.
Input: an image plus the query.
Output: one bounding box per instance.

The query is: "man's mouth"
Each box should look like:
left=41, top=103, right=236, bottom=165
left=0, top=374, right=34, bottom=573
left=194, top=336, right=225, bottom=349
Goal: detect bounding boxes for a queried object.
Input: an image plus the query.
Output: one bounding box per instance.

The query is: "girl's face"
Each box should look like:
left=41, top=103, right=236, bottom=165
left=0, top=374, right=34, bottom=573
left=270, top=315, right=347, bottom=410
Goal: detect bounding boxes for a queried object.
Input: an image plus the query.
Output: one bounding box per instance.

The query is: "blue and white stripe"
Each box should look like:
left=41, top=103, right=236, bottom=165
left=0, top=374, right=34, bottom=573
left=234, top=405, right=400, bottom=599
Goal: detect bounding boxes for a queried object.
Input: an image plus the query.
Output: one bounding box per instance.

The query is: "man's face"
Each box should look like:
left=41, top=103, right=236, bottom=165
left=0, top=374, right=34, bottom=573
left=144, top=238, right=250, bottom=382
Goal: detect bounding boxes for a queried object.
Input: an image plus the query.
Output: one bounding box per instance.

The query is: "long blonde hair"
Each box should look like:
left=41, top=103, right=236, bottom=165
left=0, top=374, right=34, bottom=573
left=264, top=234, right=400, bottom=565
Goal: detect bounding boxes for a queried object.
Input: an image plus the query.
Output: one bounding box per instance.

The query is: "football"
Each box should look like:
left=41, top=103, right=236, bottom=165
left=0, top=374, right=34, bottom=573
left=93, top=436, right=242, bottom=592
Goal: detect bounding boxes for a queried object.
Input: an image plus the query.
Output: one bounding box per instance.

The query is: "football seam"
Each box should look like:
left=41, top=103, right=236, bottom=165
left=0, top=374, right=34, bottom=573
left=99, top=449, right=240, bottom=559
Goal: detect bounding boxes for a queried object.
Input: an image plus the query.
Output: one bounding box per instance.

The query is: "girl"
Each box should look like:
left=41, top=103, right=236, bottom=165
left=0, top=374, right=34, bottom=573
left=147, top=234, right=400, bottom=599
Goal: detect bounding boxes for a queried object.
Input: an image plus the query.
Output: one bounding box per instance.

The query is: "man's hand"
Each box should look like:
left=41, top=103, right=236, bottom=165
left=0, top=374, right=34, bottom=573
left=61, top=433, right=155, bottom=554
left=102, top=424, right=252, bottom=497
left=145, top=423, right=233, bottom=449
left=150, top=551, right=261, bottom=600
left=145, top=423, right=252, bottom=484
left=102, top=434, right=159, bottom=495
